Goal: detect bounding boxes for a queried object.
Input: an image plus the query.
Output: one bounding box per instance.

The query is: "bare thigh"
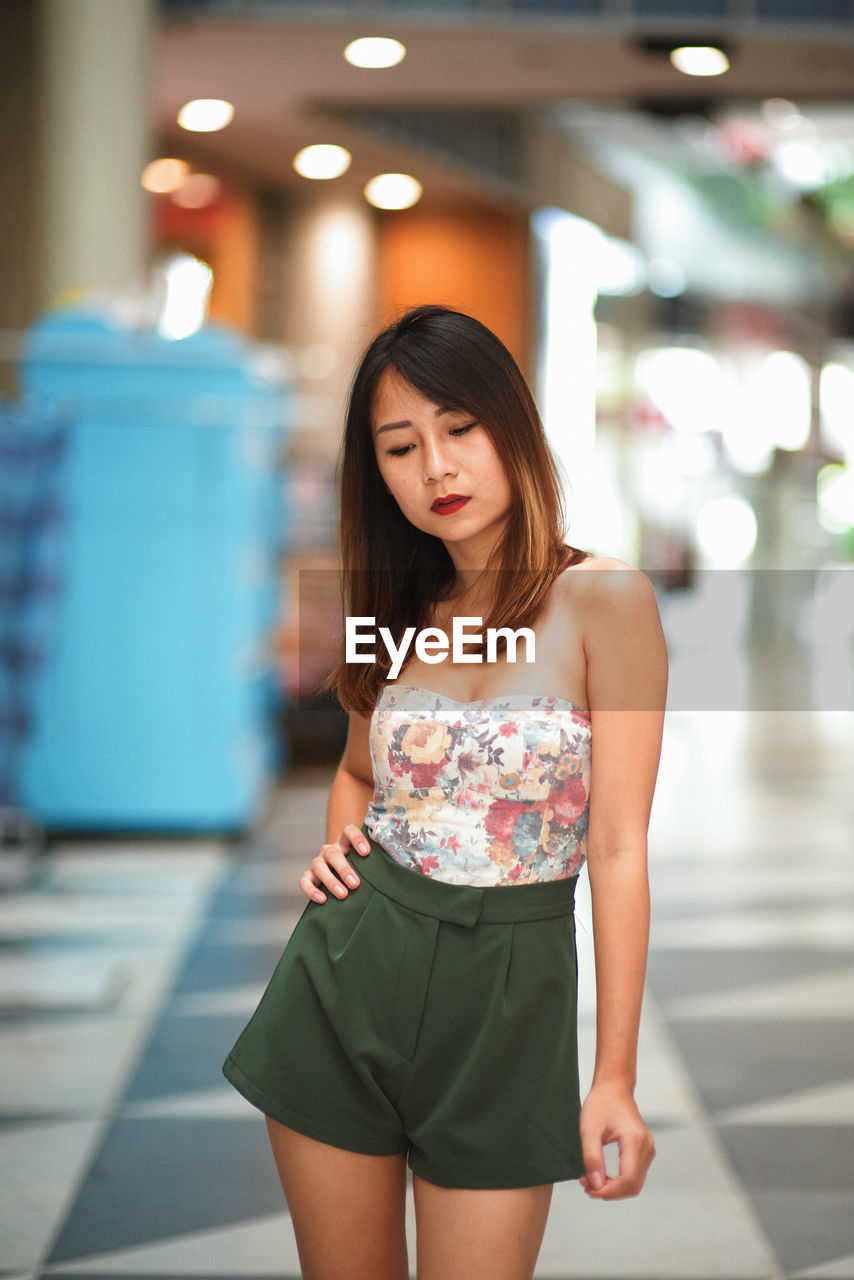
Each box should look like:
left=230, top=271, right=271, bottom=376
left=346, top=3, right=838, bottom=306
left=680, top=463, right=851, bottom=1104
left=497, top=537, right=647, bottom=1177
left=412, top=1173, right=554, bottom=1280
left=265, top=1117, right=409, bottom=1280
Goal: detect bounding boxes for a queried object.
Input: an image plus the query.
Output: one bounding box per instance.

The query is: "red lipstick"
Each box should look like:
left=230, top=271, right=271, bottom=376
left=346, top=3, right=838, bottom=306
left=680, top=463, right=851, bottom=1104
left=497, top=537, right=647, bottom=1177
left=431, top=494, right=470, bottom=515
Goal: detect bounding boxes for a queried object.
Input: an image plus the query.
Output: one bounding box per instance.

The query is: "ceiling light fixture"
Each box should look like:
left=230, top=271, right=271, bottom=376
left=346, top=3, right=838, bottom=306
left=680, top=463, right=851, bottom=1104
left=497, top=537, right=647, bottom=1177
left=364, top=173, right=422, bottom=210
left=669, top=46, right=730, bottom=77
left=293, top=144, right=352, bottom=180
left=344, top=37, right=406, bottom=69
left=141, top=158, right=189, bottom=193
left=177, top=99, right=235, bottom=132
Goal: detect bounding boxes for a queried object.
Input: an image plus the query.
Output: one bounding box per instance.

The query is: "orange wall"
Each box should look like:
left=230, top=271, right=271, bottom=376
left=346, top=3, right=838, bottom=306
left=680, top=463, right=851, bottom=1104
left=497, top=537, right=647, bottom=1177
left=206, top=191, right=259, bottom=337
left=375, top=204, right=531, bottom=375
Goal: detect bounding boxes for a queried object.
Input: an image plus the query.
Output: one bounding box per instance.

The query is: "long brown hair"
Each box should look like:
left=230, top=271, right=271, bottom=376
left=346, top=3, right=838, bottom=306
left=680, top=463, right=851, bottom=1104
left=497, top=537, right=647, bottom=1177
left=320, top=305, right=591, bottom=716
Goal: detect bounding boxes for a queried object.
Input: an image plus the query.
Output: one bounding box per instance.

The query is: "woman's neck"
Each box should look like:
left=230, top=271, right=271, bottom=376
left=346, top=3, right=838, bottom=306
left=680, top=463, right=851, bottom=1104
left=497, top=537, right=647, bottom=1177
left=434, top=569, right=498, bottom=622
left=449, top=566, right=490, bottom=598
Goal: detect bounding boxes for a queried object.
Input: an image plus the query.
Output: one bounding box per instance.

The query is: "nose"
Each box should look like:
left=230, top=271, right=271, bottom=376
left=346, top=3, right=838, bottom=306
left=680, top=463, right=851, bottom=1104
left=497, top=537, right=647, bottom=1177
left=422, top=437, right=457, bottom=484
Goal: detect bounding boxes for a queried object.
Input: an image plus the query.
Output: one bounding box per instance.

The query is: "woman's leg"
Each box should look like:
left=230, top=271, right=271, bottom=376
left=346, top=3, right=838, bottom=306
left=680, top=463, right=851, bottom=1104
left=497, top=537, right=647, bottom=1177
left=412, top=1174, right=554, bottom=1280
left=265, top=1117, right=409, bottom=1280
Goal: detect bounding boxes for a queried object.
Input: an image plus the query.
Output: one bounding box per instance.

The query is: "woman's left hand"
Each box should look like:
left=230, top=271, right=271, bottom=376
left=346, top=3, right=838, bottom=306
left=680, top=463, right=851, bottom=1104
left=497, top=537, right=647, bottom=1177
left=578, top=1082, right=656, bottom=1200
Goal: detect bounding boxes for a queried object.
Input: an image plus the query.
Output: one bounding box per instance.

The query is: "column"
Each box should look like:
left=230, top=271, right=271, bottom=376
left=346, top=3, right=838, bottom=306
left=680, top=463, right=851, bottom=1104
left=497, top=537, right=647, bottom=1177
left=37, top=0, right=155, bottom=308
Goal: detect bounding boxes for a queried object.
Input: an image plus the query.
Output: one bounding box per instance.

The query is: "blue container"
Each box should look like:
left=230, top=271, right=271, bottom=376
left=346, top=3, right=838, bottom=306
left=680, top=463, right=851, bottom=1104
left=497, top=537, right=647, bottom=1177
left=17, top=307, right=289, bottom=830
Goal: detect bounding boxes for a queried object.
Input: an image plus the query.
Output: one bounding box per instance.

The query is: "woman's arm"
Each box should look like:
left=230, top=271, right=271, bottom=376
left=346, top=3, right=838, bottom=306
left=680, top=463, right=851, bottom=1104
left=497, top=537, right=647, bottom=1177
left=574, top=561, right=668, bottom=1200
left=299, top=709, right=376, bottom=904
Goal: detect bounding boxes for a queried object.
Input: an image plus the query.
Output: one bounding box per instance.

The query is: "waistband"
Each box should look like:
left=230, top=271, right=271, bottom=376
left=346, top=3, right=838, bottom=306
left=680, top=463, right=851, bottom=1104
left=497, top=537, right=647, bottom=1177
left=352, top=825, right=578, bottom=928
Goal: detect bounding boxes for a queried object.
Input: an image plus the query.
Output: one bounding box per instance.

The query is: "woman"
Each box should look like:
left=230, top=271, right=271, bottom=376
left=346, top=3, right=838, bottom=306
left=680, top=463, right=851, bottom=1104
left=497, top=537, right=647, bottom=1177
left=224, top=305, right=668, bottom=1280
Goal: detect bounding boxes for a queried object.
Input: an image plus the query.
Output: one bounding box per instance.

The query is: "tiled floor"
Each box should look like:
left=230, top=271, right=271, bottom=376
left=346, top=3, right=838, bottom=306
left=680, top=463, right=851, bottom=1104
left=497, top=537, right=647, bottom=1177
left=2, top=709, right=853, bottom=1279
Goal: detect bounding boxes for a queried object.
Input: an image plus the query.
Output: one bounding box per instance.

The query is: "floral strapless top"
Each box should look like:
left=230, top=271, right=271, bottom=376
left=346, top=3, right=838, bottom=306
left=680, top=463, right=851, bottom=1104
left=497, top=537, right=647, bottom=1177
left=365, top=684, right=592, bottom=887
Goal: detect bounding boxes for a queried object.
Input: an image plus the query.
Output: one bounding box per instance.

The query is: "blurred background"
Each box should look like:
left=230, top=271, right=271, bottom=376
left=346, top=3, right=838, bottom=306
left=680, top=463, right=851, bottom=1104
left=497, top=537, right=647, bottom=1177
left=1, top=2, right=853, bottom=1278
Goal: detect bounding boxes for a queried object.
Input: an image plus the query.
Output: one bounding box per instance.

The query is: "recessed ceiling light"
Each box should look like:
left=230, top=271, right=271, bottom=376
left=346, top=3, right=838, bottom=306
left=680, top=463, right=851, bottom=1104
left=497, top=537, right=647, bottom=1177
left=344, top=37, right=406, bottom=69
left=669, top=46, right=730, bottom=77
left=141, top=158, right=189, bottom=193
left=293, top=144, right=352, bottom=180
left=364, top=173, right=422, bottom=211
left=177, top=99, right=235, bottom=132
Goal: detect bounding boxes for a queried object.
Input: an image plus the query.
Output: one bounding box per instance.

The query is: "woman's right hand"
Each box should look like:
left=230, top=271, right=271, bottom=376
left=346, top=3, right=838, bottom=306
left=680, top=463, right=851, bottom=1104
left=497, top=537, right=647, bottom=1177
left=298, top=825, right=373, bottom=903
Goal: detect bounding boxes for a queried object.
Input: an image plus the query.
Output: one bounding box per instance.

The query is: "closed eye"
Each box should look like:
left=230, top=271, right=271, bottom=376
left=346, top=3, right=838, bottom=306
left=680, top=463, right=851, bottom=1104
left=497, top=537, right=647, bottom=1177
left=386, top=422, right=479, bottom=457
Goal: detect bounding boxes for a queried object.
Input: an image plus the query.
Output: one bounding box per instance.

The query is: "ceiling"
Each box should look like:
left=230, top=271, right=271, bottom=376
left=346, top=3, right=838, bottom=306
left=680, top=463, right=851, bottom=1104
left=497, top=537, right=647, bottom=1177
left=153, top=12, right=854, bottom=217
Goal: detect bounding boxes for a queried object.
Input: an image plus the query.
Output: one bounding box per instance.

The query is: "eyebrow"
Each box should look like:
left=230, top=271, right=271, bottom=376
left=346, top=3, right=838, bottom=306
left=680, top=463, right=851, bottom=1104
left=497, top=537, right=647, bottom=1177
left=374, top=405, right=459, bottom=436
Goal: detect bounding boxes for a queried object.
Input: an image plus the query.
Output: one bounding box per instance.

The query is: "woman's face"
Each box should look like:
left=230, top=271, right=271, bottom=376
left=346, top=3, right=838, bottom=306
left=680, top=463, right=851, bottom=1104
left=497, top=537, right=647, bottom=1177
left=371, top=369, right=514, bottom=566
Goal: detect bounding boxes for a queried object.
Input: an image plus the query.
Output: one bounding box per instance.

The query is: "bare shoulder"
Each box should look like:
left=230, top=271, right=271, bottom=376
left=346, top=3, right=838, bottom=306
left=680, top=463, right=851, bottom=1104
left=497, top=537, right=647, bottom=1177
left=554, top=554, right=659, bottom=614
left=575, top=558, right=666, bottom=711
left=566, top=553, right=648, bottom=579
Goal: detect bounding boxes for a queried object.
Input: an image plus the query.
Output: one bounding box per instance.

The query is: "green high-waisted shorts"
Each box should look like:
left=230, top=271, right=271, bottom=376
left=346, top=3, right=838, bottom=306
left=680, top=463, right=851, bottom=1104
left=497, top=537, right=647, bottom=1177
left=222, top=825, right=585, bottom=1190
